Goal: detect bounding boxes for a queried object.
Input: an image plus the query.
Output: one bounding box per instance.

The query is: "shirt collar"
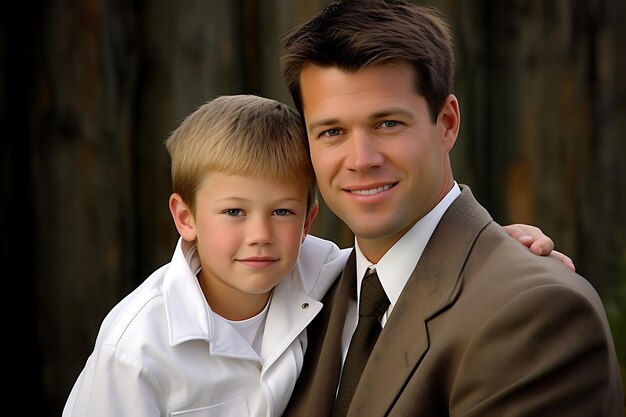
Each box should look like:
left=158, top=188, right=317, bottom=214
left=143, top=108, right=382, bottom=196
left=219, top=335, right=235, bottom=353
left=163, top=238, right=212, bottom=345
left=354, top=182, right=461, bottom=308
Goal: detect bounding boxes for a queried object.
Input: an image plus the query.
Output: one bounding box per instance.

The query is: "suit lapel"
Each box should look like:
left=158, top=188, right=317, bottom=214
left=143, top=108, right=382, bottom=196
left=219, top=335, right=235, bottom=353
left=283, top=251, right=357, bottom=417
left=348, top=185, right=493, bottom=416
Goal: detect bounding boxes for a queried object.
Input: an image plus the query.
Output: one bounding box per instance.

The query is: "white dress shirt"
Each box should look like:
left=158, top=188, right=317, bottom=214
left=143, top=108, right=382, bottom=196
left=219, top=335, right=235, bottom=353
left=340, top=182, right=462, bottom=365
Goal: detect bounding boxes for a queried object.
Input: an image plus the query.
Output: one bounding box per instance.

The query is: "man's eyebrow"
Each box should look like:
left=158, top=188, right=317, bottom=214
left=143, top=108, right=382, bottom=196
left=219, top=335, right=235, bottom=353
left=307, top=118, right=341, bottom=133
left=369, top=108, right=415, bottom=121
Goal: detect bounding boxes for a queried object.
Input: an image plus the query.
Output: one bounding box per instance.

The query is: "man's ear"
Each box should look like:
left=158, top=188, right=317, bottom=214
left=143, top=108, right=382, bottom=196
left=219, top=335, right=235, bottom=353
left=302, top=200, right=319, bottom=242
left=169, top=193, right=197, bottom=241
left=438, top=94, right=460, bottom=152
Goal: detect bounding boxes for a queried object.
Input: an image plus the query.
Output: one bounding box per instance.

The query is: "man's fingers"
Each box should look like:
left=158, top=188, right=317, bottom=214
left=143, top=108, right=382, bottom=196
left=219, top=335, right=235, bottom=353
left=550, top=249, right=576, bottom=272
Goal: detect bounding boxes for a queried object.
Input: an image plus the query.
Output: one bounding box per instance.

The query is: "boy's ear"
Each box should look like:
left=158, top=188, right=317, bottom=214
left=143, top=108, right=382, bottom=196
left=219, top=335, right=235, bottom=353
left=302, top=200, right=319, bottom=242
left=169, top=193, right=197, bottom=241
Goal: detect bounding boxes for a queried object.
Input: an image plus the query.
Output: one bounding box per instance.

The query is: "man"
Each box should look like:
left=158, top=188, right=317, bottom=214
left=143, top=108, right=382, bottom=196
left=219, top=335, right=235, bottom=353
left=279, top=1, right=623, bottom=416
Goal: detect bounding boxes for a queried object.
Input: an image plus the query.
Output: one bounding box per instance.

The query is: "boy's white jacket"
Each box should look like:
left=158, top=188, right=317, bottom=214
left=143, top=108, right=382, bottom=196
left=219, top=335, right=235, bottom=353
left=63, top=235, right=350, bottom=417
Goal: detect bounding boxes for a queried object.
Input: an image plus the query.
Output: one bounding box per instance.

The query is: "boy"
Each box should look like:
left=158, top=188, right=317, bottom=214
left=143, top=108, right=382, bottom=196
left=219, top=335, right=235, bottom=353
left=63, top=94, right=349, bottom=416
left=63, top=94, right=570, bottom=417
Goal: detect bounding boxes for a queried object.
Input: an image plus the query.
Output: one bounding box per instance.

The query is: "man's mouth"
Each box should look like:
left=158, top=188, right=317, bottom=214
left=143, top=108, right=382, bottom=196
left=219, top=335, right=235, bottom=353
left=349, top=183, right=395, bottom=195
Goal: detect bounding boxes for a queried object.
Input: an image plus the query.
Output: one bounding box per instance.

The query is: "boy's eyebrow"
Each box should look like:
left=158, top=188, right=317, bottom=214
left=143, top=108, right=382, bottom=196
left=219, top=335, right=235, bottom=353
left=213, top=196, right=306, bottom=204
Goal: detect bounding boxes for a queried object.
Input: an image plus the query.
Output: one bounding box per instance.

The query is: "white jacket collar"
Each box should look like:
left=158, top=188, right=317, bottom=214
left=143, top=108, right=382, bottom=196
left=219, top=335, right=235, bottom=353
left=161, top=237, right=341, bottom=363
left=162, top=238, right=212, bottom=345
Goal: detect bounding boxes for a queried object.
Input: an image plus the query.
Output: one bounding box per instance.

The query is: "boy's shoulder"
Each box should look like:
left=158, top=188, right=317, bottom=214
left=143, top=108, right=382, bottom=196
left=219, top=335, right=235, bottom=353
left=299, top=234, right=351, bottom=270
left=294, top=235, right=351, bottom=300
left=95, top=265, right=169, bottom=349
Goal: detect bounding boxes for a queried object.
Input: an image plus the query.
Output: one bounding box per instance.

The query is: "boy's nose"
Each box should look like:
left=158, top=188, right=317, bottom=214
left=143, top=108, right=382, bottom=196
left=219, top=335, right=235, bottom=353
left=247, top=217, right=272, bottom=244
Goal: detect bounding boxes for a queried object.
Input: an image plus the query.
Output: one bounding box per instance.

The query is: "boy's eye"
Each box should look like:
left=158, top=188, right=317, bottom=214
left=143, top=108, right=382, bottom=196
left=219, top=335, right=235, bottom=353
left=224, top=209, right=243, bottom=217
left=273, top=209, right=292, bottom=216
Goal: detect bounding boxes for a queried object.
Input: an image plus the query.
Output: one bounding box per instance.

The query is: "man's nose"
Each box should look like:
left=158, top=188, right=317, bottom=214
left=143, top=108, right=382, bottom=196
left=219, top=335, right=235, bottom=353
left=345, top=130, right=384, bottom=172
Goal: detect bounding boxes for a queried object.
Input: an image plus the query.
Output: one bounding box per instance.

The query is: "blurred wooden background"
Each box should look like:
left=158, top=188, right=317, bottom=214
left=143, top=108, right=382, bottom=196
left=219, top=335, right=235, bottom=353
left=1, top=0, right=624, bottom=414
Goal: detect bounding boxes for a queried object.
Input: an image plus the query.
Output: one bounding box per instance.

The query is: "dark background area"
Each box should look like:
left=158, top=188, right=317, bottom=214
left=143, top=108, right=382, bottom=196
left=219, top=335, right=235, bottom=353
left=1, top=0, right=624, bottom=415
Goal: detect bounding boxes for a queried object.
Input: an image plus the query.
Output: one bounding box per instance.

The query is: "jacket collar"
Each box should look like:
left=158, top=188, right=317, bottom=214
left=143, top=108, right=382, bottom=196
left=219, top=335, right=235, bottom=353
left=162, top=239, right=213, bottom=347
left=348, top=185, right=493, bottom=416
left=162, top=238, right=324, bottom=362
left=261, top=276, right=322, bottom=368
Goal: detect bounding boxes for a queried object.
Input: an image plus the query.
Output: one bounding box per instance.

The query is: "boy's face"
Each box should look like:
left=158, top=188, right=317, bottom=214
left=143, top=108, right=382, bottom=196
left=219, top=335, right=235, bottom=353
left=176, top=173, right=316, bottom=320
left=300, top=62, right=458, bottom=263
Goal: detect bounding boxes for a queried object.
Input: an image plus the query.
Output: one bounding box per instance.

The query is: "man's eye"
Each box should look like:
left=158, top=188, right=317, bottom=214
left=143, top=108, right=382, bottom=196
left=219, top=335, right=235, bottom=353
left=380, top=120, right=400, bottom=128
left=273, top=209, right=292, bottom=216
left=224, top=209, right=243, bottom=216
left=322, top=128, right=342, bottom=137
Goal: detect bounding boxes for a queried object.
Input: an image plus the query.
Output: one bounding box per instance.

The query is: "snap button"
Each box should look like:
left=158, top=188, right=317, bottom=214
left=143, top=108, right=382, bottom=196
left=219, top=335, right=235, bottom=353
left=301, top=303, right=309, bottom=309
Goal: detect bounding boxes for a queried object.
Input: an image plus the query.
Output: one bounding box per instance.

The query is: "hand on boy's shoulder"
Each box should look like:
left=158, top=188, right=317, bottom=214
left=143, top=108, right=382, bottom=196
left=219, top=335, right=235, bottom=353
left=502, top=223, right=575, bottom=272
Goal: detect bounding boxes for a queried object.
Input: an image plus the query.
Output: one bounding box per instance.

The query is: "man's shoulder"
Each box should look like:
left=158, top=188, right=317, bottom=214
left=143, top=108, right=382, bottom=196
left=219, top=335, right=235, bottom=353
left=465, top=222, right=602, bottom=308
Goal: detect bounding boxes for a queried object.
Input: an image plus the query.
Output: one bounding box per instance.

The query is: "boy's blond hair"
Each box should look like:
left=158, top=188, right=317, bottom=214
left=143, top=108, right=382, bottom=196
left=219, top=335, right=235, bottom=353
left=165, top=94, right=316, bottom=213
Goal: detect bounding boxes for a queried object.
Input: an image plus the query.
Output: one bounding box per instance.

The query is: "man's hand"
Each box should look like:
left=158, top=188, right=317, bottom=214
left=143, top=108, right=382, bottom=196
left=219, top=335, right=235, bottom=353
left=503, top=224, right=576, bottom=272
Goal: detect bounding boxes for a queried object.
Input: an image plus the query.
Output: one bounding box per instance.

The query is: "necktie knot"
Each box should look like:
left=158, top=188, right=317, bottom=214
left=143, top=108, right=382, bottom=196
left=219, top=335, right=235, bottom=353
left=359, top=269, right=390, bottom=319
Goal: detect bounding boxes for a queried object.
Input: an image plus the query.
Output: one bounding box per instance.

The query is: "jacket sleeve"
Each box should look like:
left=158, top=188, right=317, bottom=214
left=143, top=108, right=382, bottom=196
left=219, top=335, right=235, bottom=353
left=449, top=283, right=622, bottom=416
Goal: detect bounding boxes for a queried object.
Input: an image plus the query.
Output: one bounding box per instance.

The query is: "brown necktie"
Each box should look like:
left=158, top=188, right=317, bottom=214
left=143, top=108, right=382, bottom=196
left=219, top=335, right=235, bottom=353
left=332, top=268, right=390, bottom=417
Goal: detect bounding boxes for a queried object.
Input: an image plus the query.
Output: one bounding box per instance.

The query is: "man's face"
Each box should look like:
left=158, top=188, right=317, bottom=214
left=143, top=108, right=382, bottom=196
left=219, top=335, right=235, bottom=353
left=300, top=62, right=457, bottom=262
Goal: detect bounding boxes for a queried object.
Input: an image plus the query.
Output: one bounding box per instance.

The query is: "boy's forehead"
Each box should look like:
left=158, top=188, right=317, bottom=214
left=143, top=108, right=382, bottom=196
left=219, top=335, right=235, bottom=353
left=202, top=171, right=310, bottom=193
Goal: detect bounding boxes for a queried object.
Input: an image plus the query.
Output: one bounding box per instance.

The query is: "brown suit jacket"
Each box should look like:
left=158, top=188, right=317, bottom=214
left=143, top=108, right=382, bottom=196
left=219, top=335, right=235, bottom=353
left=284, top=185, right=624, bottom=416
